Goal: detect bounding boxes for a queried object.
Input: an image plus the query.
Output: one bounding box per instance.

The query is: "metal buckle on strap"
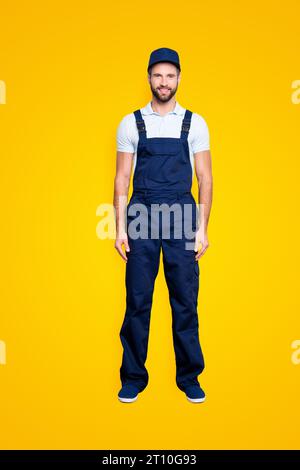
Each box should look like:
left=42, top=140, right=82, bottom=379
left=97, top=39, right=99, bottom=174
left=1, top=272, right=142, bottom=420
left=181, top=122, right=191, bottom=132
left=136, top=120, right=146, bottom=132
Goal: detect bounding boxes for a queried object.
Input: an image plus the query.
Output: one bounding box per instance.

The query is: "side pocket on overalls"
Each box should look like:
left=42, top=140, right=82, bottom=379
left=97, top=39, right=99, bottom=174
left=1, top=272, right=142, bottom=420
left=193, top=259, right=200, bottom=309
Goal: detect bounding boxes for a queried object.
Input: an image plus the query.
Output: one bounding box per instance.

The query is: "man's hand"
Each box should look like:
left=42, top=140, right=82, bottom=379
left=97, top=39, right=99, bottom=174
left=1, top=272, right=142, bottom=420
left=194, top=226, right=209, bottom=260
left=115, top=232, right=130, bottom=262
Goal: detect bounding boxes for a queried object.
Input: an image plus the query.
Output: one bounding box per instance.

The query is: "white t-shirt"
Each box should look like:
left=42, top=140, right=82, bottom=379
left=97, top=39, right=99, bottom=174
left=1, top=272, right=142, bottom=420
left=116, top=100, right=210, bottom=176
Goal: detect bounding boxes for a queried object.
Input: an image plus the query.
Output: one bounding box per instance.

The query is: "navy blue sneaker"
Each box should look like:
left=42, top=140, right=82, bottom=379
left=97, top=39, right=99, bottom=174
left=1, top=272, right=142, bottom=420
left=118, top=384, right=139, bottom=403
left=184, top=385, right=206, bottom=403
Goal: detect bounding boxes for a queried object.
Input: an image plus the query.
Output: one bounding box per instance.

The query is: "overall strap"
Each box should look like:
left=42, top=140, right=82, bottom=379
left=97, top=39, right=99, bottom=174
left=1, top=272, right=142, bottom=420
left=133, top=109, right=147, bottom=143
left=180, top=109, right=192, bottom=140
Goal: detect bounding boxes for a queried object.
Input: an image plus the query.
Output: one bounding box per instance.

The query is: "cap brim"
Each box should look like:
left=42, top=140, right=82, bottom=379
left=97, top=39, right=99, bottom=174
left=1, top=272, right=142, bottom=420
left=148, top=60, right=180, bottom=71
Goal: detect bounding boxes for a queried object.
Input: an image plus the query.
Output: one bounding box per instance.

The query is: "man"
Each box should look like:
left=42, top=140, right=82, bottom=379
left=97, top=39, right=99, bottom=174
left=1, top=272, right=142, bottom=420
left=113, top=47, right=213, bottom=403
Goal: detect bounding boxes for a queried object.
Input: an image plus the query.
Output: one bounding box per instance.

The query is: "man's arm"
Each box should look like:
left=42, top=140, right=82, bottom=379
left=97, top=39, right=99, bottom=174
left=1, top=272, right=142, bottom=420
left=113, top=151, right=134, bottom=262
left=194, top=150, right=213, bottom=259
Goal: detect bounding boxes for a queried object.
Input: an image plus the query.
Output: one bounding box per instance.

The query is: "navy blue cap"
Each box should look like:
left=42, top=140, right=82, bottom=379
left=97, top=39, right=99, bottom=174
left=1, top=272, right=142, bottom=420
left=148, top=47, right=181, bottom=72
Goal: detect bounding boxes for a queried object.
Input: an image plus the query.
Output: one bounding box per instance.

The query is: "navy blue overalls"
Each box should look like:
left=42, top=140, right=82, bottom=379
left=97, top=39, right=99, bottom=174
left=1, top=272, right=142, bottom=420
left=119, top=108, right=205, bottom=393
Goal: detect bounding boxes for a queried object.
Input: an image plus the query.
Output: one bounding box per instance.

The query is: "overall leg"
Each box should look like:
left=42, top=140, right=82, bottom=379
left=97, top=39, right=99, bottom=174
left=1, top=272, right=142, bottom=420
left=161, top=196, right=205, bottom=391
left=119, top=236, right=161, bottom=392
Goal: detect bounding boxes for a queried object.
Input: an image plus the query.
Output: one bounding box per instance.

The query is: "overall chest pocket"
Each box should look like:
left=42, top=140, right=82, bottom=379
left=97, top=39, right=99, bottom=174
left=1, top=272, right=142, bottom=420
left=143, top=139, right=182, bottom=157
left=135, top=139, right=188, bottom=186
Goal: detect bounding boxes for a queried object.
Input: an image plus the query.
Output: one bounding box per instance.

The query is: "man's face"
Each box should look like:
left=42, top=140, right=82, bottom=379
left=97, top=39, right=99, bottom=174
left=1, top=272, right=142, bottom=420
left=148, top=63, right=180, bottom=103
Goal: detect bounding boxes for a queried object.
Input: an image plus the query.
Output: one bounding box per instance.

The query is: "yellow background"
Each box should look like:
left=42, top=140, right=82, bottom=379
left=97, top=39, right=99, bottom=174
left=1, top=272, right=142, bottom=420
left=0, top=0, right=300, bottom=450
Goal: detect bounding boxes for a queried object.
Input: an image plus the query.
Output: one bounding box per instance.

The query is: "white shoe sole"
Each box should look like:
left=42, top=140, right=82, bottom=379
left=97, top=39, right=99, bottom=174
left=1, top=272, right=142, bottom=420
left=186, top=396, right=206, bottom=403
left=118, top=395, right=138, bottom=403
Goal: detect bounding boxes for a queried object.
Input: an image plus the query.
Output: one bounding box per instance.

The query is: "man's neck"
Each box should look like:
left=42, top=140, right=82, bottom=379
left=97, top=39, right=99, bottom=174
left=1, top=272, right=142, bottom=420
left=151, top=98, right=176, bottom=116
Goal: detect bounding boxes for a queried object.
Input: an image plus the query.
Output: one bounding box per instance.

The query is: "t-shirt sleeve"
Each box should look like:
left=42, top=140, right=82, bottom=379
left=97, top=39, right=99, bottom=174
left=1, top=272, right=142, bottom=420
left=191, top=113, right=210, bottom=154
left=116, top=115, right=135, bottom=153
